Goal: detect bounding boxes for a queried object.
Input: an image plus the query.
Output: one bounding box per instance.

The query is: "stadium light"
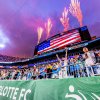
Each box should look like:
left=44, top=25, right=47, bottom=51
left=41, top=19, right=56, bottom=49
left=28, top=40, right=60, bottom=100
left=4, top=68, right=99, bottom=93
left=0, top=27, right=10, bottom=49
left=0, top=44, right=5, bottom=48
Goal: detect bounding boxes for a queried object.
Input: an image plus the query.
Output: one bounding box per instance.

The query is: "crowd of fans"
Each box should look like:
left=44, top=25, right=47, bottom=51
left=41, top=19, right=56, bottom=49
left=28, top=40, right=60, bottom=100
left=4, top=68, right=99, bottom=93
left=0, top=54, right=27, bottom=62
left=0, top=47, right=100, bottom=80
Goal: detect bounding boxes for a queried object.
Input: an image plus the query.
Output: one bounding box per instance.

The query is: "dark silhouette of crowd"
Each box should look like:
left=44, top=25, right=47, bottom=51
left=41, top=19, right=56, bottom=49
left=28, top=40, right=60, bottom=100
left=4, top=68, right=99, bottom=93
left=0, top=54, right=27, bottom=62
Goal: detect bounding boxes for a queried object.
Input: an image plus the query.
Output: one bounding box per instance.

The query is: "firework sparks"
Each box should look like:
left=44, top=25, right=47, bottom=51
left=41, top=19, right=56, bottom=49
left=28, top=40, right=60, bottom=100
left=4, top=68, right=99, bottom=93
left=69, top=0, right=83, bottom=27
left=45, top=18, right=52, bottom=39
left=60, top=7, right=69, bottom=31
left=37, top=27, right=43, bottom=44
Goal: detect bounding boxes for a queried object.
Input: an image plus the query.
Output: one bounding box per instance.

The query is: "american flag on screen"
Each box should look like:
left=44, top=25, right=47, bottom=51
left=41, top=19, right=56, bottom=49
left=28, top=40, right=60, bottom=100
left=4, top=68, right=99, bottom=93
left=38, top=31, right=81, bottom=54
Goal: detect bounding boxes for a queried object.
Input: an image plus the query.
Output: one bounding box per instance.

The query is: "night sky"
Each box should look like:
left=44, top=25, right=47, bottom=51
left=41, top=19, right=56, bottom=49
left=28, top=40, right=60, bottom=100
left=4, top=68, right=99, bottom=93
left=0, top=0, right=100, bottom=58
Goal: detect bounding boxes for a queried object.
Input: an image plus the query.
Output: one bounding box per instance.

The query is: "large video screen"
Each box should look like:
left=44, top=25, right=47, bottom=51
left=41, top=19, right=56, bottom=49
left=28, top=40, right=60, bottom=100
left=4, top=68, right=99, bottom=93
left=34, top=26, right=91, bottom=55
left=36, top=30, right=81, bottom=54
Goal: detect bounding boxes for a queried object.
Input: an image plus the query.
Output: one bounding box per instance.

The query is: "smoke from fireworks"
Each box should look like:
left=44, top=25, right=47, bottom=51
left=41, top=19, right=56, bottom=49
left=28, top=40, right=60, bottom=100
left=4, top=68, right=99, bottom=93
left=69, top=0, right=83, bottom=27
left=60, top=7, right=69, bottom=31
left=45, top=18, right=52, bottom=39
left=37, top=27, right=43, bottom=44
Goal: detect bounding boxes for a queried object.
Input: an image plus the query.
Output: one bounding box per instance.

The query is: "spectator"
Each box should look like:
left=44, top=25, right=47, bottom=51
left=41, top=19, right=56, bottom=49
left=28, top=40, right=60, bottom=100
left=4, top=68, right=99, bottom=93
left=56, top=48, right=68, bottom=79
left=52, top=63, right=59, bottom=79
left=83, top=47, right=95, bottom=76
left=32, top=66, right=39, bottom=80
left=26, top=69, right=32, bottom=80
left=47, top=64, right=52, bottom=78
left=38, top=65, right=46, bottom=79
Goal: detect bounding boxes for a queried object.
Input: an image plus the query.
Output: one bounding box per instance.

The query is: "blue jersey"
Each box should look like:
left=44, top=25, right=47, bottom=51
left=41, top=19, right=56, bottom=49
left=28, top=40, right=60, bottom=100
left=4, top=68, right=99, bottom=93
left=17, top=72, right=21, bottom=79
left=39, top=68, right=46, bottom=76
left=74, top=64, right=80, bottom=71
left=69, top=62, right=75, bottom=72
left=52, top=65, right=58, bottom=74
left=27, top=72, right=32, bottom=79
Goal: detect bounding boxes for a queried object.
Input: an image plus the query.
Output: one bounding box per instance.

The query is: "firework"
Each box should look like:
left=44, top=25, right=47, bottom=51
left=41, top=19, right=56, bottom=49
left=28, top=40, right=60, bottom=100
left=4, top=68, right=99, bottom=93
left=60, top=7, right=69, bottom=31
left=37, top=27, right=43, bottom=44
left=69, top=0, right=83, bottom=26
left=45, top=18, right=52, bottom=39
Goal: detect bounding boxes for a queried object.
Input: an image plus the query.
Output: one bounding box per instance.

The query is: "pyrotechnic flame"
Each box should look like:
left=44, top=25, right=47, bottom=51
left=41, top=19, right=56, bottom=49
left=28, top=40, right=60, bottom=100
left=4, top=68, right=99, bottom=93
left=45, top=18, right=52, bottom=39
left=60, top=7, right=69, bottom=31
left=69, top=0, right=83, bottom=26
left=37, top=27, right=43, bottom=44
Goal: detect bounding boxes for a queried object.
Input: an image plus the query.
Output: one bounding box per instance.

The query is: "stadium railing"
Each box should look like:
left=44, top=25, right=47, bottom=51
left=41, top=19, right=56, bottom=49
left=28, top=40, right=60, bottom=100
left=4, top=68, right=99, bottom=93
left=29, top=63, right=100, bottom=80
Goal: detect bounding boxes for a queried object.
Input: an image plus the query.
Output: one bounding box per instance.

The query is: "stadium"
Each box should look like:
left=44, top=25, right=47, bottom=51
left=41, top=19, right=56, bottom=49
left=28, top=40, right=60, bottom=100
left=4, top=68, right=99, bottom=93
left=0, top=0, right=100, bottom=100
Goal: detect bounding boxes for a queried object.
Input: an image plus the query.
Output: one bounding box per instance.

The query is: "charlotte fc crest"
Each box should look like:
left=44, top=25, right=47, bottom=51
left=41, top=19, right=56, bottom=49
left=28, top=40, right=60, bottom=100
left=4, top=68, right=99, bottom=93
left=65, top=85, right=100, bottom=100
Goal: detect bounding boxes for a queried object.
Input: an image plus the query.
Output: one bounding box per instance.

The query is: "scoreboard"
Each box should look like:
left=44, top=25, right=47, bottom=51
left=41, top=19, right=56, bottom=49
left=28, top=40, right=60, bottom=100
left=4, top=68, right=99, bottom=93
left=34, top=26, right=91, bottom=55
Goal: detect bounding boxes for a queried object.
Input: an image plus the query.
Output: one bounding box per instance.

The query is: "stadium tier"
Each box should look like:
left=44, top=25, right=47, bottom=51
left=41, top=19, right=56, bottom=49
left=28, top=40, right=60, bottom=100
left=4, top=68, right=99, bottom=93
left=0, top=54, right=27, bottom=62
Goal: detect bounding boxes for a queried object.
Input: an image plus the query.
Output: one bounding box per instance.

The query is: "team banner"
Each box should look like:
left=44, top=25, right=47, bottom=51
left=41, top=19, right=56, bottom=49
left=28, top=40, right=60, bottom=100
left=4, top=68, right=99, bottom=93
left=0, top=80, right=35, bottom=100
left=0, top=77, right=100, bottom=100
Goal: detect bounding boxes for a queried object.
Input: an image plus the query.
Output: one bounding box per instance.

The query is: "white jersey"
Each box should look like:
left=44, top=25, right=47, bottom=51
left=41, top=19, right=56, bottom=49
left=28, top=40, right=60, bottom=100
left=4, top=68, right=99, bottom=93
left=59, top=60, right=68, bottom=79
left=64, top=60, right=68, bottom=66
left=61, top=60, right=68, bottom=67
left=84, top=51, right=95, bottom=67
